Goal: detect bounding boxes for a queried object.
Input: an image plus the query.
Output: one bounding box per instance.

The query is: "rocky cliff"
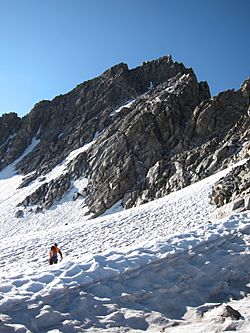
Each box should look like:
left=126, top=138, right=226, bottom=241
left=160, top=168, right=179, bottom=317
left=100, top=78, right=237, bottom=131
left=1, top=55, right=249, bottom=217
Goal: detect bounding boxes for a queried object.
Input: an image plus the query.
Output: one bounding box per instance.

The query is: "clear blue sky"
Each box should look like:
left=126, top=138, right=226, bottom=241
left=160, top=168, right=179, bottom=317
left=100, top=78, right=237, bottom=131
left=0, top=0, right=249, bottom=117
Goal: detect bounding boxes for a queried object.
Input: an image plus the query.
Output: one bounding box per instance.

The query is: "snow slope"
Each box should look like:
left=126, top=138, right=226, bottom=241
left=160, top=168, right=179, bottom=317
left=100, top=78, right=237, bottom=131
left=0, top=141, right=249, bottom=332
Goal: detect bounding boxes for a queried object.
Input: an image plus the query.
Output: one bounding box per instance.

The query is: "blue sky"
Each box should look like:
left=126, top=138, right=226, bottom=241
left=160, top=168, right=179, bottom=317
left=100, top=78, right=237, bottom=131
left=0, top=0, right=249, bottom=117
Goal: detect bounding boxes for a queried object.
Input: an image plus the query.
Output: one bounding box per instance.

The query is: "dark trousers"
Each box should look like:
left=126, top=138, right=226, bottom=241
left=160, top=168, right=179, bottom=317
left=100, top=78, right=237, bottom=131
left=49, top=256, right=58, bottom=265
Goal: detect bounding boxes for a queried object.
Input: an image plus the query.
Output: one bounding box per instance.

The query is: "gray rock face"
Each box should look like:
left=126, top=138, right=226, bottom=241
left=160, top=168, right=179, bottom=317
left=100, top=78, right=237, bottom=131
left=83, top=71, right=211, bottom=214
left=18, top=173, right=71, bottom=209
left=0, top=113, right=22, bottom=145
left=0, top=113, right=23, bottom=168
left=83, top=76, right=249, bottom=215
left=211, top=160, right=250, bottom=209
left=1, top=56, right=249, bottom=217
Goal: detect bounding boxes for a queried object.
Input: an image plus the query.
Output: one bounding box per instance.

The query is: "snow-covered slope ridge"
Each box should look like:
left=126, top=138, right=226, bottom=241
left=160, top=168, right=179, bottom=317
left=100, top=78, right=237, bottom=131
left=0, top=140, right=249, bottom=332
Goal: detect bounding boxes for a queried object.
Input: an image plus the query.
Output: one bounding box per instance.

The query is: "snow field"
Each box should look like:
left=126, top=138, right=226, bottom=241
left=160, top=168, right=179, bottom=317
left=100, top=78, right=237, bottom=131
left=0, top=210, right=249, bottom=332
left=0, top=139, right=249, bottom=332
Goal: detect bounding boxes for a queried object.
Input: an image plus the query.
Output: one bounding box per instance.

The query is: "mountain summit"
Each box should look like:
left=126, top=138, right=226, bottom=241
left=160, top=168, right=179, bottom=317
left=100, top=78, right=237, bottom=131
left=0, top=55, right=249, bottom=217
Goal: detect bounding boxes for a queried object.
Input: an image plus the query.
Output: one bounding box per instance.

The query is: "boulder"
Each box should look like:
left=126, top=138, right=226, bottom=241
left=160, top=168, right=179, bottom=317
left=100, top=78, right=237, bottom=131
left=222, top=305, right=242, bottom=320
left=15, top=210, right=24, bottom=218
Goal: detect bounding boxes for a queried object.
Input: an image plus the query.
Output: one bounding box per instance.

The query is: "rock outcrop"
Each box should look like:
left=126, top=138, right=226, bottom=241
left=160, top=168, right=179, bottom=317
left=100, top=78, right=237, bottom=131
left=83, top=71, right=211, bottom=214
left=211, top=159, right=250, bottom=209
left=0, top=113, right=23, bottom=167
left=18, top=173, right=71, bottom=210
left=1, top=56, right=249, bottom=217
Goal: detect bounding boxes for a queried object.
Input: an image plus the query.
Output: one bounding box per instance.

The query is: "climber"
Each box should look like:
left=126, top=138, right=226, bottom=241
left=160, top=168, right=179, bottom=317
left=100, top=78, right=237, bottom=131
left=49, top=243, right=63, bottom=265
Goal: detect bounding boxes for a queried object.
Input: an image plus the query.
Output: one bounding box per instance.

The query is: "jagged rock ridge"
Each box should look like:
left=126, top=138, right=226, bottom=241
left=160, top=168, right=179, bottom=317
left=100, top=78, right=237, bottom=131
left=0, top=55, right=249, bottom=217
left=0, top=56, right=189, bottom=173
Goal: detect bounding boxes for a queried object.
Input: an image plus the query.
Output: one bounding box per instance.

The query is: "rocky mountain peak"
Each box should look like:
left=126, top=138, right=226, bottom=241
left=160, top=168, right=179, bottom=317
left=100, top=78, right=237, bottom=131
left=0, top=55, right=249, bottom=218
left=102, top=62, right=129, bottom=78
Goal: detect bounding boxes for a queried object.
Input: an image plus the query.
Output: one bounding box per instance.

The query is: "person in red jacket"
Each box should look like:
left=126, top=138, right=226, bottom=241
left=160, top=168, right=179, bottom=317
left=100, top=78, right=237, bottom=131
left=49, top=243, right=63, bottom=265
